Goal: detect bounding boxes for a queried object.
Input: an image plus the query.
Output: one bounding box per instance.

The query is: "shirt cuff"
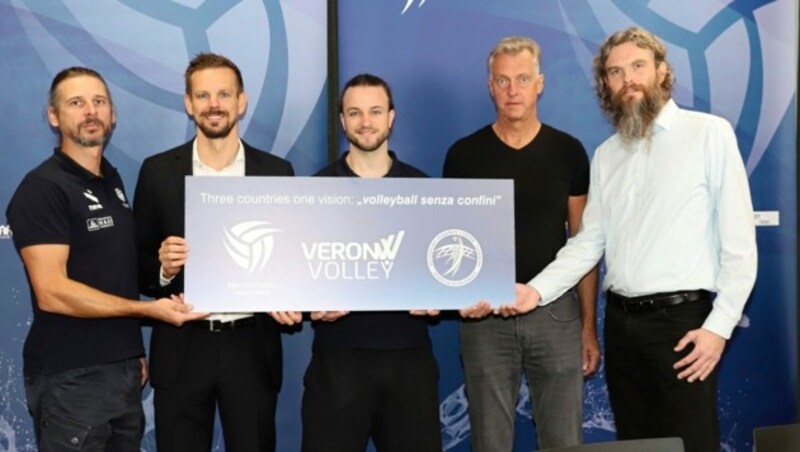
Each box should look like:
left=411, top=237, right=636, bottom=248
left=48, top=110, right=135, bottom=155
left=527, top=277, right=560, bottom=307
left=159, top=266, right=175, bottom=287
left=701, top=307, right=738, bottom=340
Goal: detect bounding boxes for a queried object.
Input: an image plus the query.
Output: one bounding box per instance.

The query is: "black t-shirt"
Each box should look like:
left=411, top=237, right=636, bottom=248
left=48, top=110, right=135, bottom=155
left=443, top=124, right=590, bottom=282
left=6, top=150, right=144, bottom=378
left=311, top=151, right=432, bottom=350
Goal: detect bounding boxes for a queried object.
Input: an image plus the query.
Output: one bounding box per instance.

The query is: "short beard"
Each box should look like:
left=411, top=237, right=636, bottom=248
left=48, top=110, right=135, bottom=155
left=345, top=127, right=390, bottom=153
left=198, top=121, right=236, bottom=139
left=197, top=109, right=236, bottom=139
left=67, top=118, right=111, bottom=147
left=608, top=82, right=667, bottom=147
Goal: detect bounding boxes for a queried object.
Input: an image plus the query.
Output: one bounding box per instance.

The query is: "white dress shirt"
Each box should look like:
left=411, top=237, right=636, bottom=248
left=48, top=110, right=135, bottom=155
left=160, top=139, right=253, bottom=322
left=530, top=99, right=757, bottom=339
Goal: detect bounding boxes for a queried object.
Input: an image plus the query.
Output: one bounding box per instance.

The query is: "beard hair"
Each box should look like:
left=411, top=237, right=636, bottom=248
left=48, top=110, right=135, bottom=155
left=69, top=118, right=111, bottom=147
left=198, top=121, right=236, bottom=139
left=609, top=82, right=667, bottom=147
left=196, top=110, right=237, bottom=139
left=345, top=127, right=390, bottom=153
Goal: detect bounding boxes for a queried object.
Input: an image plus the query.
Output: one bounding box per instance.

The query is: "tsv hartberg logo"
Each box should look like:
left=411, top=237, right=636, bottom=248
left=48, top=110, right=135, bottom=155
left=115, top=188, right=129, bottom=208
left=223, top=221, right=280, bottom=277
left=427, top=229, right=483, bottom=287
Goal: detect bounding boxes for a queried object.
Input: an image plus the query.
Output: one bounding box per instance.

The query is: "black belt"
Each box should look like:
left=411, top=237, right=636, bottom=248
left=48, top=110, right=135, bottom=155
left=190, top=316, right=256, bottom=332
left=607, top=290, right=709, bottom=313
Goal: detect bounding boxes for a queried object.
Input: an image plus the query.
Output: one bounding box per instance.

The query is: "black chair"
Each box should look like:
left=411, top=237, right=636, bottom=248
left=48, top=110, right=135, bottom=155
left=753, top=423, right=800, bottom=451
left=539, top=437, right=684, bottom=452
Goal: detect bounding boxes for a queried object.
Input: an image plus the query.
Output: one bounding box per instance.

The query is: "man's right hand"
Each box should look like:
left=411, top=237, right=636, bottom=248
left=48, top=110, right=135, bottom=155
left=494, top=283, right=541, bottom=317
left=310, top=311, right=350, bottom=322
left=159, top=236, right=188, bottom=278
left=149, top=294, right=208, bottom=326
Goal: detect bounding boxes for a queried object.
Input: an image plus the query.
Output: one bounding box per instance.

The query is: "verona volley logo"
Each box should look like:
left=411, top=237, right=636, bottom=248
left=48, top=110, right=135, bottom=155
left=223, top=221, right=280, bottom=277
left=427, top=229, right=483, bottom=287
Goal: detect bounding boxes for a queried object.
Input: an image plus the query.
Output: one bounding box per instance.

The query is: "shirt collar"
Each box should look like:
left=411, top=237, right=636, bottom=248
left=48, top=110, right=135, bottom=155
left=653, top=98, right=678, bottom=133
left=338, top=150, right=399, bottom=177
left=53, top=147, right=115, bottom=182
left=191, top=138, right=245, bottom=172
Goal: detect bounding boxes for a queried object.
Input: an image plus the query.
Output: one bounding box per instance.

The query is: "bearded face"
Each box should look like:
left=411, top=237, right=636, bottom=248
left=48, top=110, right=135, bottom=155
left=196, top=107, right=237, bottom=139
left=343, top=123, right=391, bottom=153
left=184, top=67, right=247, bottom=141
left=599, top=42, right=670, bottom=147
left=47, top=75, right=116, bottom=150
left=64, top=116, right=113, bottom=147
left=607, top=79, right=668, bottom=145
left=340, top=85, right=395, bottom=154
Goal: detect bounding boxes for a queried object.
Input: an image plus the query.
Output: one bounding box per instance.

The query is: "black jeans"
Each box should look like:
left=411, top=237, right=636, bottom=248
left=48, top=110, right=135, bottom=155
left=605, top=295, right=719, bottom=452
left=25, top=358, right=144, bottom=451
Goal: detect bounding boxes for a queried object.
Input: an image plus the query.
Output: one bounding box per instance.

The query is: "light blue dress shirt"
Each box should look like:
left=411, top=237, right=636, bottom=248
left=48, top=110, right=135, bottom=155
left=530, top=99, right=757, bottom=339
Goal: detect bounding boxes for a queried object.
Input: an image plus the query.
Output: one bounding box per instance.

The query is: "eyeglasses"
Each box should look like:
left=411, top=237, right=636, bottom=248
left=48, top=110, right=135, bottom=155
left=492, top=74, right=535, bottom=89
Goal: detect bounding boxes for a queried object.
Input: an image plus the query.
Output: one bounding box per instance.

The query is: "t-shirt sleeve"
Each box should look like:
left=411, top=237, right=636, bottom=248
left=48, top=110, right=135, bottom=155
left=6, top=176, right=71, bottom=249
left=569, top=140, right=590, bottom=196
left=442, top=143, right=463, bottom=178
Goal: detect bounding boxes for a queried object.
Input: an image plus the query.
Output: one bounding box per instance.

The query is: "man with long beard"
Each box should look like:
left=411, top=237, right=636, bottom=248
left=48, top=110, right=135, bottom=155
left=6, top=67, right=205, bottom=450
left=495, top=27, right=757, bottom=451
left=134, top=53, right=298, bottom=451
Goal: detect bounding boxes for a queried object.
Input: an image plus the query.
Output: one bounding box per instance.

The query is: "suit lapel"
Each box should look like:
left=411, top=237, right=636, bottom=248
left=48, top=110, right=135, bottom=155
left=243, top=141, right=262, bottom=176
left=175, top=142, right=194, bottom=177
left=172, top=143, right=193, bottom=225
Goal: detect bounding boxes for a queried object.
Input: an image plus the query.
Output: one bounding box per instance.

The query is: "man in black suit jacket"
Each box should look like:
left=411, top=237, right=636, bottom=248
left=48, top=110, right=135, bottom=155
left=134, top=53, right=300, bottom=452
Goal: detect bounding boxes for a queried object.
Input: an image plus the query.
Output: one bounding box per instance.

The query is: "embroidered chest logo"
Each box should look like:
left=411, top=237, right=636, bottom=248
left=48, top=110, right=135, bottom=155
left=83, top=189, right=103, bottom=211
left=86, top=216, right=114, bottom=232
left=114, top=188, right=129, bottom=208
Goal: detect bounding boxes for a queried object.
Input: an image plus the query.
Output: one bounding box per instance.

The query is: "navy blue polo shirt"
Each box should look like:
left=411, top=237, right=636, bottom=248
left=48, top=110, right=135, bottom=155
left=6, top=149, right=144, bottom=378
left=311, top=151, right=432, bottom=350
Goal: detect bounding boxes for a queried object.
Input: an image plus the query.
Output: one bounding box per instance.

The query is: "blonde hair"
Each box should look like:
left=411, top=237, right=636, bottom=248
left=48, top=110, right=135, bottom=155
left=487, top=36, right=542, bottom=74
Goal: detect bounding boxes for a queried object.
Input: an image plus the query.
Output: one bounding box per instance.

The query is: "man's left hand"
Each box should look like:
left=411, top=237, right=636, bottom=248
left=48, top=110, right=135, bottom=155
left=410, top=310, right=440, bottom=316
left=673, top=328, right=726, bottom=382
left=269, top=311, right=303, bottom=326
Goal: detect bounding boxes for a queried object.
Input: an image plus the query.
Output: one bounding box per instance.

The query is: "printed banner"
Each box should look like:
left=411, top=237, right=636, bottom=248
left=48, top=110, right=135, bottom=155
left=185, top=176, right=515, bottom=312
